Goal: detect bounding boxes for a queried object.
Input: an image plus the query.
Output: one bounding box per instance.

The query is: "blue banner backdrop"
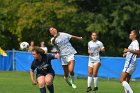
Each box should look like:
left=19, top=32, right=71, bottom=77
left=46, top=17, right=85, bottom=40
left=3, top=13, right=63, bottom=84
left=0, top=51, right=140, bottom=79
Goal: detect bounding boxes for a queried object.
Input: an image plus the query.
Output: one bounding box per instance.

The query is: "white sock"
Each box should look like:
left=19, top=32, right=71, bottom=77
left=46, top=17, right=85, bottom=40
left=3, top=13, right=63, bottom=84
left=122, top=81, right=133, bottom=93
left=70, top=76, right=75, bottom=84
left=87, top=76, right=92, bottom=87
left=124, top=88, right=129, bottom=93
left=94, top=77, right=98, bottom=87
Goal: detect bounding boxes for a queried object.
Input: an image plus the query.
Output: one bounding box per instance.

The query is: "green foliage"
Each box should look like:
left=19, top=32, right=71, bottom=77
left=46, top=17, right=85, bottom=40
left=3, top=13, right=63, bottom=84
left=0, top=0, right=140, bottom=56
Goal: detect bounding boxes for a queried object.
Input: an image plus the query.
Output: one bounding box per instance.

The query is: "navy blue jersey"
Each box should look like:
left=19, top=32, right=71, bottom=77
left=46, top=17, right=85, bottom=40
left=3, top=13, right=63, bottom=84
left=31, top=54, right=55, bottom=74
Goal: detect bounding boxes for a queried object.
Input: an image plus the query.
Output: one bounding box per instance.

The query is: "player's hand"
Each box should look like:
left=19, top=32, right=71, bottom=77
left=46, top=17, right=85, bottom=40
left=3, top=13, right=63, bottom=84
left=88, top=50, right=93, bottom=55
left=97, top=48, right=101, bottom=51
left=123, top=53, right=126, bottom=57
left=123, top=48, right=130, bottom=53
left=55, top=53, right=60, bottom=59
left=32, top=80, right=37, bottom=85
left=79, top=37, right=83, bottom=40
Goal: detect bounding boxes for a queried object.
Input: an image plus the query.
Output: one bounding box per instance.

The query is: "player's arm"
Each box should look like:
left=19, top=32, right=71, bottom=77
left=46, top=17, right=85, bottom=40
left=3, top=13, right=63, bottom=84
left=97, top=42, right=105, bottom=52
left=88, top=49, right=93, bottom=55
left=123, top=48, right=140, bottom=55
left=47, top=53, right=60, bottom=60
left=30, top=63, right=36, bottom=85
left=71, top=35, right=83, bottom=40
left=30, top=69, right=36, bottom=85
left=98, top=47, right=105, bottom=52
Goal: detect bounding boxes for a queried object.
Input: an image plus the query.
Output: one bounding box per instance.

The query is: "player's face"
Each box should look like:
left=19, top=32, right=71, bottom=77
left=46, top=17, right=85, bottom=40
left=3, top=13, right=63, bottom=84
left=32, top=51, right=41, bottom=60
left=49, top=27, right=58, bottom=37
left=129, top=31, right=136, bottom=40
left=91, top=33, right=97, bottom=41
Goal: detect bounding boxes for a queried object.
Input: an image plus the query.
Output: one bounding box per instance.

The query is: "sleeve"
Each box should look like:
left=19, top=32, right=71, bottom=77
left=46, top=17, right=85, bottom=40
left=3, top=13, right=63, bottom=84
left=30, top=61, right=36, bottom=71
left=64, top=33, right=72, bottom=40
left=133, top=42, right=139, bottom=50
left=88, top=42, right=90, bottom=50
left=47, top=53, right=55, bottom=60
left=99, top=41, right=104, bottom=49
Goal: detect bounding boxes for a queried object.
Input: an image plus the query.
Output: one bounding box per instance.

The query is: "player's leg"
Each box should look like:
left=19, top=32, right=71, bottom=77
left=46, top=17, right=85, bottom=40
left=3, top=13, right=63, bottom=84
left=45, top=74, right=54, bottom=93
left=68, top=60, right=77, bottom=89
left=120, top=72, right=133, bottom=93
left=68, top=60, right=75, bottom=83
left=93, top=62, right=101, bottom=91
left=62, top=65, right=72, bottom=86
left=37, top=75, right=46, bottom=93
left=86, top=65, right=93, bottom=92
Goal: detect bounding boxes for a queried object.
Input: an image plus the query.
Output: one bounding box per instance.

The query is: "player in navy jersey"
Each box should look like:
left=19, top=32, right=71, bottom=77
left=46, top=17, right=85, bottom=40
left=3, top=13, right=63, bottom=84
left=30, top=46, right=59, bottom=93
left=48, top=27, right=82, bottom=89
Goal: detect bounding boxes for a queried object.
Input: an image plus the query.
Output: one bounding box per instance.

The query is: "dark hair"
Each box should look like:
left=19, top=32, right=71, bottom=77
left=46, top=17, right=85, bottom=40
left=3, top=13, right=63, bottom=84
left=32, top=46, right=45, bottom=56
left=47, top=26, right=58, bottom=37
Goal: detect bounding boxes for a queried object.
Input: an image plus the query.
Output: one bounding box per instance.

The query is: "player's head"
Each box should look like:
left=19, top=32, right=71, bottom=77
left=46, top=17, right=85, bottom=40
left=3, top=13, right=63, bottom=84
left=32, top=46, right=45, bottom=60
left=91, top=32, right=97, bottom=41
left=48, top=27, right=58, bottom=37
left=40, top=41, right=45, bottom=47
left=129, top=30, right=138, bottom=40
left=30, top=40, right=35, bottom=46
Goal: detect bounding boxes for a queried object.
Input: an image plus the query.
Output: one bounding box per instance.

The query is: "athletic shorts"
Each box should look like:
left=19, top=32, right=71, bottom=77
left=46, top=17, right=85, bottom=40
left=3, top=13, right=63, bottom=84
left=88, top=61, right=100, bottom=68
left=122, top=67, right=136, bottom=75
left=36, top=70, right=55, bottom=79
left=61, top=54, right=75, bottom=65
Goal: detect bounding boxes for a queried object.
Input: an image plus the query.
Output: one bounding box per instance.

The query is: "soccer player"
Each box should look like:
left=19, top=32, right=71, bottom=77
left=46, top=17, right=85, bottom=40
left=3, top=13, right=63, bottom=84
left=30, top=46, right=59, bottom=93
left=48, top=27, right=82, bottom=89
left=86, top=32, right=105, bottom=92
left=120, top=30, right=140, bottom=93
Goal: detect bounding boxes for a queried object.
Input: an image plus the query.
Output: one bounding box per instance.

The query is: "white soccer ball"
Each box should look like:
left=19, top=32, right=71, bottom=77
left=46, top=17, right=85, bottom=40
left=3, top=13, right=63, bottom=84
left=20, top=42, right=29, bottom=50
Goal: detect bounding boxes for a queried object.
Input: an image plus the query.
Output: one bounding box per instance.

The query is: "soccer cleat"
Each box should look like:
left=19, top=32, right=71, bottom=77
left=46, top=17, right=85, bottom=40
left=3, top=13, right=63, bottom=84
left=93, top=87, right=98, bottom=92
left=86, top=87, right=92, bottom=92
left=72, top=84, right=77, bottom=89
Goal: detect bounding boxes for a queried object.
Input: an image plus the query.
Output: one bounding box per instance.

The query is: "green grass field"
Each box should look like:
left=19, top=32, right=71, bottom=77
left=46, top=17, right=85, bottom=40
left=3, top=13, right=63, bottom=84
left=0, top=72, right=139, bottom=93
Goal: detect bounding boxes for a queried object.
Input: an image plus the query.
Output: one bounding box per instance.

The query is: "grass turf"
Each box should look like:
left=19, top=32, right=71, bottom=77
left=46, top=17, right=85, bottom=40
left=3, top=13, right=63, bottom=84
left=0, top=72, right=139, bottom=93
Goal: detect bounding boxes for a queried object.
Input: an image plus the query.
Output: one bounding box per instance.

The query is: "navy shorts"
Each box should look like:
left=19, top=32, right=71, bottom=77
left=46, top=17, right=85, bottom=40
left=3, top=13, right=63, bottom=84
left=36, top=70, right=55, bottom=79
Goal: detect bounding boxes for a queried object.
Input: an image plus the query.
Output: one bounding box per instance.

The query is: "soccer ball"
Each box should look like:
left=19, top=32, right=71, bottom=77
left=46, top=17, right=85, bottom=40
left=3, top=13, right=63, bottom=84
left=20, top=42, right=29, bottom=50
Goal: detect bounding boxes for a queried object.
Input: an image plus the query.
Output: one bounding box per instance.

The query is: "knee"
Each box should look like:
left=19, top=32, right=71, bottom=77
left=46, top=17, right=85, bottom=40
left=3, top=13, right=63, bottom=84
left=88, top=72, right=92, bottom=77
left=69, top=69, right=74, bottom=73
left=93, top=73, right=97, bottom=77
left=120, top=78, right=124, bottom=83
left=45, top=79, right=53, bottom=86
left=38, top=81, right=45, bottom=88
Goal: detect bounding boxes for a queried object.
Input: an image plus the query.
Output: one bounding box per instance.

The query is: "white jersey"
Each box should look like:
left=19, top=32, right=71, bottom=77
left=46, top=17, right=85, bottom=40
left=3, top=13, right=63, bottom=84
left=55, top=32, right=77, bottom=56
left=40, top=47, right=48, bottom=53
left=88, top=40, right=104, bottom=62
left=124, top=40, right=139, bottom=68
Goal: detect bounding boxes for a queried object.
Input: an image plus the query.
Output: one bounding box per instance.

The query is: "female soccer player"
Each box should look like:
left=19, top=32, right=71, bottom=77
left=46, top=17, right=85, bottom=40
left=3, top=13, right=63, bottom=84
left=48, top=27, right=82, bottom=89
left=86, top=32, right=105, bottom=92
left=30, top=46, right=59, bottom=93
left=120, top=30, right=140, bottom=93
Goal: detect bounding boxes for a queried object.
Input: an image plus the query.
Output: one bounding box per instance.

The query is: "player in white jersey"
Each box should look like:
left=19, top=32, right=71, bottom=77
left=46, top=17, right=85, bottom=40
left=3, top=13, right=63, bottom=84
left=48, top=27, right=82, bottom=89
left=86, top=32, right=105, bottom=92
left=120, top=30, right=140, bottom=93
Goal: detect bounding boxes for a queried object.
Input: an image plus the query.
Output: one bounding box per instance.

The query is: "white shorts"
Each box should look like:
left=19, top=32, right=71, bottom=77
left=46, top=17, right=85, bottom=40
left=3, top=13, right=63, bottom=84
left=123, top=67, right=136, bottom=75
left=61, top=54, right=75, bottom=65
left=88, top=61, right=100, bottom=68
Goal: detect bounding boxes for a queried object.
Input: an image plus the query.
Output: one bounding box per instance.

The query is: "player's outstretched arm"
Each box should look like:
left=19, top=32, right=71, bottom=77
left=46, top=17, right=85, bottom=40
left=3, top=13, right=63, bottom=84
left=30, top=69, right=36, bottom=85
left=71, top=35, right=83, bottom=40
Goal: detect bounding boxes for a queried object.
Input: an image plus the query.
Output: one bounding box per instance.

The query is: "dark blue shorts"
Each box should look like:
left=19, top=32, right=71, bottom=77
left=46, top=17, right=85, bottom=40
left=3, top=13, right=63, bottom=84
left=36, top=70, right=55, bottom=79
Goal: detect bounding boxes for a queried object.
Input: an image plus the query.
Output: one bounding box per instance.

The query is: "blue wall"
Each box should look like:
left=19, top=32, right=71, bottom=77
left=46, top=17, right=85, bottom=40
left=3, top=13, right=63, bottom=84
left=0, top=51, right=140, bottom=79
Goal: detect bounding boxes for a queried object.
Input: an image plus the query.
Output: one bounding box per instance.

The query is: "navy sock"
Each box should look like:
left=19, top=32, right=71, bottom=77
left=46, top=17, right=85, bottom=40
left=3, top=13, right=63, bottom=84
left=40, top=87, right=46, bottom=93
left=47, top=84, right=54, bottom=93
